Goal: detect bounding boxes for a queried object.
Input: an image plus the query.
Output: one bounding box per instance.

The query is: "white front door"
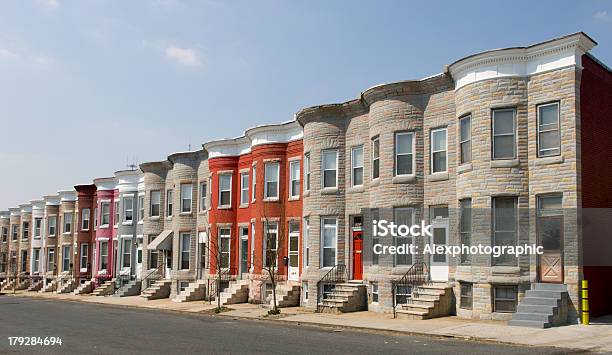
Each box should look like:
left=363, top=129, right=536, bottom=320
left=164, top=250, right=172, bottom=279
left=430, top=221, right=449, bottom=282
left=136, top=239, right=143, bottom=279
left=288, top=230, right=299, bottom=281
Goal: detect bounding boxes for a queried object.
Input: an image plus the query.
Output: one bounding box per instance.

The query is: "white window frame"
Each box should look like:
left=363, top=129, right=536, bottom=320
left=303, top=217, right=309, bottom=268
left=34, top=218, right=42, bottom=238
left=199, top=182, right=207, bottom=211
left=264, top=162, right=280, bottom=200
left=81, top=208, right=90, bottom=231
left=123, top=197, right=133, bottom=223
left=32, top=248, right=40, bottom=273
left=492, top=108, right=517, bottom=160
left=101, top=202, right=111, bottom=226
left=47, top=248, right=55, bottom=271
left=94, top=207, right=99, bottom=228
left=240, top=172, right=249, bottom=206
left=63, top=213, right=72, bottom=234
left=22, top=221, right=29, bottom=239
left=321, top=217, right=337, bottom=268
left=114, top=201, right=119, bottom=227
left=351, top=145, right=364, bottom=187
left=251, top=166, right=257, bottom=202
left=80, top=243, right=89, bottom=271
left=304, top=153, right=311, bottom=192
left=289, top=160, right=300, bottom=198
left=219, top=227, right=231, bottom=269
left=122, top=238, right=132, bottom=269
left=321, top=150, right=338, bottom=189
left=138, top=196, right=144, bottom=222
left=537, top=102, right=561, bottom=157
left=62, top=245, right=71, bottom=271
left=218, top=174, right=232, bottom=208
left=180, top=232, right=190, bottom=270
left=150, top=190, right=161, bottom=217
left=264, top=221, right=279, bottom=267
left=100, top=241, right=109, bottom=271
left=459, top=115, right=472, bottom=164
left=48, top=216, right=57, bottom=236
left=166, top=190, right=173, bottom=217
left=395, top=132, right=415, bottom=176
left=181, top=183, right=193, bottom=213
left=430, top=127, right=448, bottom=173
left=371, top=282, right=379, bottom=304
left=372, top=137, right=380, bottom=180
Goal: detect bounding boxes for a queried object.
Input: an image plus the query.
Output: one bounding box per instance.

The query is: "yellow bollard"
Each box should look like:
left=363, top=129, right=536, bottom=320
left=581, top=280, right=589, bottom=325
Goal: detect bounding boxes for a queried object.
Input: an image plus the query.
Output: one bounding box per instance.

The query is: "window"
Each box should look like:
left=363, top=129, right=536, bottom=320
left=34, top=218, right=42, bottom=238
left=0, top=253, right=6, bottom=273
left=100, top=242, right=108, bottom=270
left=94, top=207, right=99, bottom=228
left=80, top=244, right=89, bottom=270
left=264, top=162, right=280, bottom=199
left=394, top=208, right=413, bottom=266
left=395, top=132, right=414, bottom=176
left=372, top=137, right=380, bottom=179
left=81, top=209, right=90, bottom=231
left=493, top=285, right=518, bottom=313
left=200, top=182, right=207, bottom=211
left=289, top=160, right=300, bottom=198
left=371, top=282, right=379, bottom=303
left=179, top=281, right=189, bottom=293
left=321, top=218, right=337, bottom=267
left=303, top=218, right=309, bottom=268
left=240, top=172, right=249, bottom=205
left=150, top=191, right=161, bottom=217
left=181, top=184, right=192, bottom=213
left=460, top=282, right=473, bottom=309
left=460, top=115, right=472, bottom=164
left=303, top=282, right=309, bottom=302
left=114, top=201, right=119, bottom=226
left=251, top=166, right=257, bottom=201
left=138, top=196, right=144, bottom=222
left=219, top=174, right=232, bottom=207
left=22, top=221, right=29, bottom=239
left=459, top=199, right=472, bottom=264
left=180, top=233, right=190, bottom=270
left=219, top=228, right=230, bottom=269
left=371, top=209, right=379, bottom=265
left=47, top=248, right=55, bottom=271
left=122, top=239, right=131, bottom=268
left=537, top=102, right=560, bottom=157
left=21, top=250, right=27, bottom=272
left=1, top=227, right=7, bottom=242
left=322, top=150, right=338, bottom=189
left=264, top=222, right=278, bottom=267
left=395, top=285, right=412, bottom=305
left=304, top=153, right=311, bottom=191
left=166, top=190, right=173, bottom=217
left=137, top=239, right=143, bottom=265
left=492, top=197, right=517, bottom=266
left=492, top=108, right=516, bottom=160
left=351, top=146, right=364, bottom=187
left=11, top=225, right=18, bottom=240
left=62, top=245, right=71, bottom=271
left=101, top=202, right=111, bottom=225
left=431, top=128, right=447, bottom=173
left=32, top=248, right=40, bottom=273
left=124, top=197, right=133, bottom=222
left=149, top=249, right=158, bottom=269
left=48, top=217, right=56, bottom=236
left=63, top=213, right=73, bottom=234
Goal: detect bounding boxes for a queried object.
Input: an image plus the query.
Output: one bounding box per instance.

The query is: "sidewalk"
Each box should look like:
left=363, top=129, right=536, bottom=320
left=6, top=290, right=611, bottom=353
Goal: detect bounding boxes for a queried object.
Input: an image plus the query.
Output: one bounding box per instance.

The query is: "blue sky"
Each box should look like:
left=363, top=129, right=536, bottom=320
left=0, top=0, right=611, bottom=208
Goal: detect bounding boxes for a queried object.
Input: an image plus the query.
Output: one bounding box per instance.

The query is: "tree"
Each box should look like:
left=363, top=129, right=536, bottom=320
left=204, top=228, right=231, bottom=313
left=258, top=200, right=287, bottom=315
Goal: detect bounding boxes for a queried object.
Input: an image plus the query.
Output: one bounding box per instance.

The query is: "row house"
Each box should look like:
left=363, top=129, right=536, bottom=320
left=74, top=184, right=96, bottom=285
left=29, top=199, right=45, bottom=283
left=0, top=211, right=9, bottom=280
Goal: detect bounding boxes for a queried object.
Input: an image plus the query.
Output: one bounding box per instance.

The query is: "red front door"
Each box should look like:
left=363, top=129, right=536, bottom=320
left=352, top=231, right=363, bottom=280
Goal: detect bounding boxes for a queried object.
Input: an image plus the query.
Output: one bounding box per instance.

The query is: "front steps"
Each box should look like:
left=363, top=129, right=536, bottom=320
left=219, top=280, right=249, bottom=305
left=114, top=280, right=141, bottom=297
left=27, top=279, right=43, bottom=292
left=395, top=283, right=453, bottom=320
left=92, top=279, right=116, bottom=296
left=508, top=283, right=569, bottom=328
left=57, top=279, right=78, bottom=294
left=73, top=279, right=95, bottom=295
left=40, top=280, right=57, bottom=293
left=318, top=280, right=367, bottom=313
left=141, top=280, right=171, bottom=300
left=2, top=278, right=16, bottom=290
left=173, top=280, right=207, bottom=303
left=15, top=278, right=30, bottom=290
left=265, top=284, right=300, bottom=308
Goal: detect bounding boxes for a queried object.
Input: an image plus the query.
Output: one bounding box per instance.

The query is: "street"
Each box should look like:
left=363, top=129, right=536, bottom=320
left=0, top=296, right=575, bottom=354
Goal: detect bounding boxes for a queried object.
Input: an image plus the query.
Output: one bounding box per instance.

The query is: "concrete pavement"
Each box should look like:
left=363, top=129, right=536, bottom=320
left=5, top=290, right=611, bottom=353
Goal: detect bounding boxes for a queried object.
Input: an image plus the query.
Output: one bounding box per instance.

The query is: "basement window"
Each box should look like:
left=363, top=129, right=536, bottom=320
left=493, top=285, right=517, bottom=313
left=371, top=282, right=379, bottom=304
left=460, top=282, right=473, bottom=309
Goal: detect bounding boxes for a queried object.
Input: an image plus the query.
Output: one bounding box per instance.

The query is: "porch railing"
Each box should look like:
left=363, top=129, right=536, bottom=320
left=207, top=267, right=236, bottom=303
left=316, top=264, right=347, bottom=313
left=141, top=263, right=164, bottom=291
left=392, top=262, right=430, bottom=318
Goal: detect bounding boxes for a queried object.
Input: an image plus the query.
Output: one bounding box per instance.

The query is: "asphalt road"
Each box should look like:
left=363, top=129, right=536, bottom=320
left=0, top=296, right=576, bottom=354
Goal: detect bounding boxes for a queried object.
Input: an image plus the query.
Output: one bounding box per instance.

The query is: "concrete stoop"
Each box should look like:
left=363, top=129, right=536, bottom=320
left=92, top=279, right=117, bottom=297
left=40, top=280, right=57, bottom=293
left=27, top=280, right=43, bottom=292
left=15, top=279, right=30, bottom=290
left=114, top=280, right=141, bottom=297
left=1, top=279, right=16, bottom=290
left=173, top=280, right=207, bottom=303
left=73, top=279, right=95, bottom=295
left=396, top=283, right=453, bottom=320
left=508, top=283, right=569, bottom=329
left=141, top=280, right=171, bottom=300
left=319, top=280, right=367, bottom=313
left=219, top=280, right=249, bottom=305
left=57, top=279, right=78, bottom=294
left=265, top=284, right=300, bottom=308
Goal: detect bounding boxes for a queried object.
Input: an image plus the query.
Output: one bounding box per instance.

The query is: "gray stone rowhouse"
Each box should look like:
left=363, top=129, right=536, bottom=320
left=8, top=207, right=20, bottom=277
left=29, top=199, right=45, bottom=277
left=43, top=195, right=60, bottom=282
left=297, top=32, right=599, bottom=323
left=114, top=169, right=144, bottom=280
left=57, top=190, right=77, bottom=277
left=0, top=211, right=10, bottom=280
left=18, top=203, right=32, bottom=277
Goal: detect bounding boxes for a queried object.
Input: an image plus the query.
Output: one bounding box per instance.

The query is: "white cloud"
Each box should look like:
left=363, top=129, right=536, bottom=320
left=0, top=48, right=18, bottom=60
left=165, top=46, right=201, bottom=67
left=36, top=0, right=59, bottom=9
left=594, top=10, right=609, bottom=21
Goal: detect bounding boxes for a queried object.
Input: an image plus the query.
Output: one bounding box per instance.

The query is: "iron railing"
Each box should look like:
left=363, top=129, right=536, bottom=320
left=115, top=274, right=134, bottom=291
left=141, top=263, right=164, bottom=292
left=316, top=264, right=348, bottom=313
left=206, top=267, right=236, bottom=303
left=392, top=262, right=430, bottom=318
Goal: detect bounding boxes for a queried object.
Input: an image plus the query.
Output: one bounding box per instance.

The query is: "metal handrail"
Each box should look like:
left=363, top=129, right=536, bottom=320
left=316, top=264, right=347, bottom=313
left=141, top=263, right=164, bottom=291
left=207, top=267, right=236, bottom=303
left=392, top=262, right=430, bottom=318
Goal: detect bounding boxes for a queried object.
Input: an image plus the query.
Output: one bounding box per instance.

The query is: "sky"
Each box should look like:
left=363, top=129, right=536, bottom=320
left=0, top=0, right=611, bottom=209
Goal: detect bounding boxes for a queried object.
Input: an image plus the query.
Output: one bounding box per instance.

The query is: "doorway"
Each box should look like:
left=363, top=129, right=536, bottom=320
left=430, top=206, right=449, bottom=282
left=240, top=227, right=249, bottom=279
left=288, top=221, right=300, bottom=281
left=352, top=216, right=363, bottom=280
